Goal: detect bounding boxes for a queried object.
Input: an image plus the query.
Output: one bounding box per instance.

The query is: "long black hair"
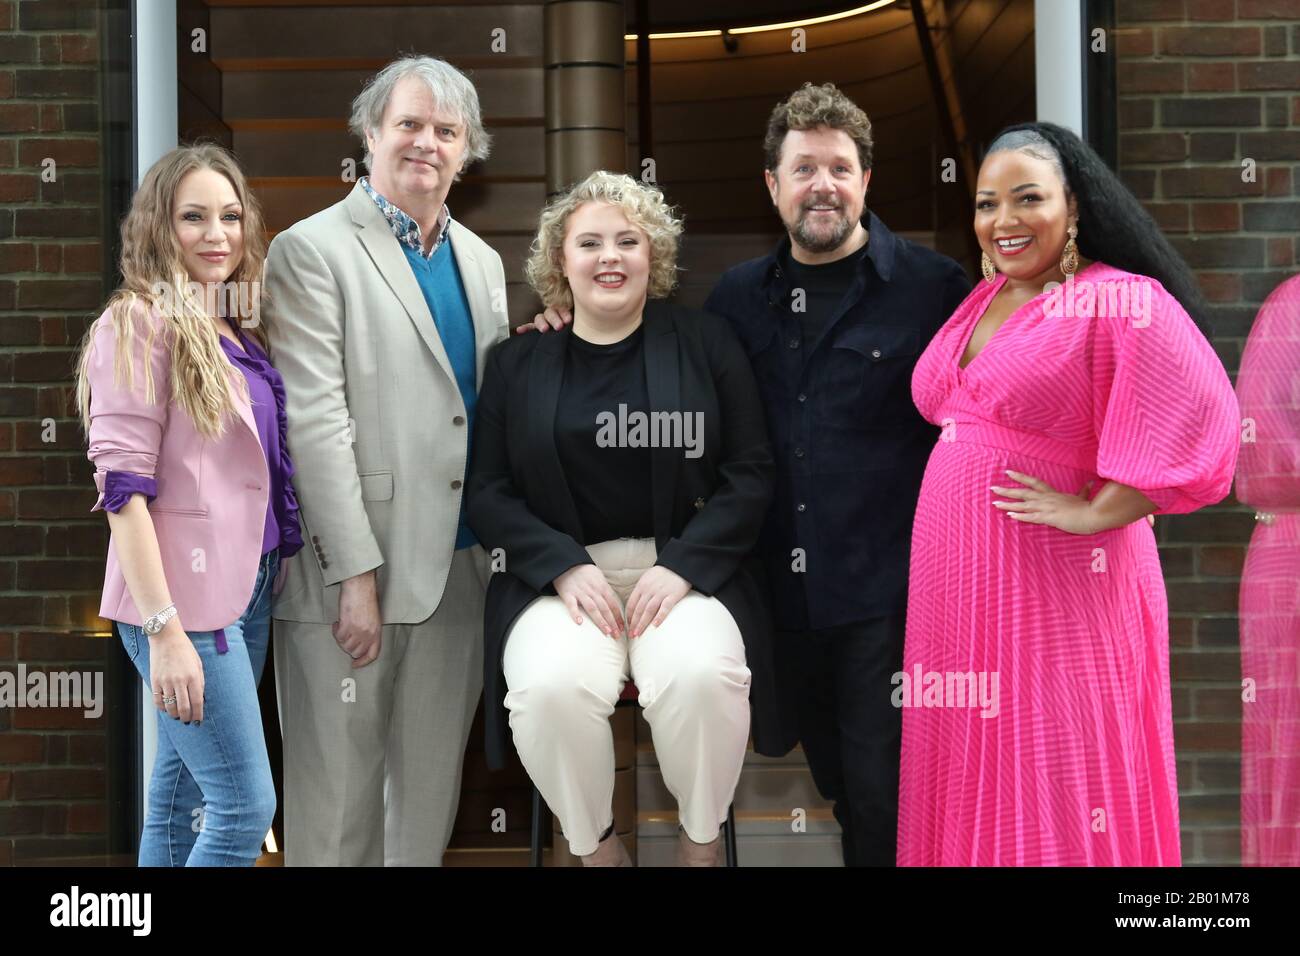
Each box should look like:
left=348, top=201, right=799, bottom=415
left=987, top=121, right=1212, bottom=338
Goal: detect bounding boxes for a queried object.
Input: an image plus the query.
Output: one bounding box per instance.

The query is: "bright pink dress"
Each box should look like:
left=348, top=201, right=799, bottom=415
left=1236, top=274, right=1300, bottom=867
left=899, top=262, right=1240, bottom=866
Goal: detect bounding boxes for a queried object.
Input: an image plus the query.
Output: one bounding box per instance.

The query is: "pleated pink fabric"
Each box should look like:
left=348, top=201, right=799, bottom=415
left=1235, top=274, right=1300, bottom=867
left=899, top=262, right=1240, bottom=866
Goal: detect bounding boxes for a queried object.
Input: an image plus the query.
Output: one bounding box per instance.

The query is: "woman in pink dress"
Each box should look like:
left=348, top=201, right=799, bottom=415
left=899, top=123, right=1240, bottom=866
left=1236, top=273, right=1300, bottom=866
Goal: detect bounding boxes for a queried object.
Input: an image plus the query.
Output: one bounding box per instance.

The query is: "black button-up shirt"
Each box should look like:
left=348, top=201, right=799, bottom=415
left=704, top=211, right=972, bottom=631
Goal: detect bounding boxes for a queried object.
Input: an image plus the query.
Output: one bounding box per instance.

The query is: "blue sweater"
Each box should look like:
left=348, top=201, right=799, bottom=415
left=401, top=239, right=479, bottom=549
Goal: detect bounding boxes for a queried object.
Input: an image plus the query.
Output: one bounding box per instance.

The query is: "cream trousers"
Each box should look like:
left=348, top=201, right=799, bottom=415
left=503, top=537, right=752, bottom=856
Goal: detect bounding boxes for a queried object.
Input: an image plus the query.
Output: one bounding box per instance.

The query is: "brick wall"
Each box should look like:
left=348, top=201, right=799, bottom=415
left=0, top=0, right=115, bottom=865
left=1115, top=0, right=1300, bottom=865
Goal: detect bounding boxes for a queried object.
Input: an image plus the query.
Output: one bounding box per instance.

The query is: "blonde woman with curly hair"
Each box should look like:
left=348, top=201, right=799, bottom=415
left=467, top=171, right=789, bottom=866
left=74, top=143, right=302, bottom=866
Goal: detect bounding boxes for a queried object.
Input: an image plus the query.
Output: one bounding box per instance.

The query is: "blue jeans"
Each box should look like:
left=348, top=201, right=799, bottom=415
left=116, top=548, right=280, bottom=867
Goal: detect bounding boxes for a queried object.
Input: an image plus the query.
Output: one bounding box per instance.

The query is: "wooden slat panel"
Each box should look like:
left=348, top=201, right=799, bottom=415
left=212, top=55, right=543, bottom=72
left=223, top=68, right=544, bottom=120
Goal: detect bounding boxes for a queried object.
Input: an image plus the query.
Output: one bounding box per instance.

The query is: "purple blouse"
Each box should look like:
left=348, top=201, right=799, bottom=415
left=98, top=323, right=303, bottom=652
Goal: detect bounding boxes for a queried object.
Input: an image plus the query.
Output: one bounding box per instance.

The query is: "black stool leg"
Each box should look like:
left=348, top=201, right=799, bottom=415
left=724, top=803, right=738, bottom=867
left=530, top=785, right=544, bottom=867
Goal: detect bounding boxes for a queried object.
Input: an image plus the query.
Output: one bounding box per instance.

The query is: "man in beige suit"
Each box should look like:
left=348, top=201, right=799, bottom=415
left=264, top=56, right=508, bottom=865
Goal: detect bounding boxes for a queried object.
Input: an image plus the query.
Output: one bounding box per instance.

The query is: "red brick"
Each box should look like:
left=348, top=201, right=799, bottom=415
left=1123, top=0, right=1185, bottom=19
left=37, top=33, right=56, bottom=62
left=1192, top=202, right=1241, bottom=231
left=1161, top=26, right=1261, bottom=56
left=1187, top=0, right=1236, bottom=17
left=1188, top=62, right=1235, bottom=92
left=1238, top=62, right=1300, bottom=91
left=16, top=278, right=100, bottom=309
left=0, top=1, right=11, bottom=30
left=1238, top=0, right=1300, bottom=17
left=0, top=138, right=13, bottom=165
left=1116, top=27, right=1154, bottom=55
left=10, top=770, right=102, bottom=801
left=0, top=733, right=43, bottom=763
left=1171, top=650, right=1241, bottom=680
left=0, top=842, right=10, bottom=866
left=1268, top=237, right=1293, bottom=266
left=37, top=103, right=60, bottom=132
left=59, top=34, right=95, bottom=64
left=18, top=631, right=111, bottom=661
left=0, top=171, right=35, bottom=201
left=1144, top=201, right=1190, bottom=232
left=43, top=804, right=67, bottom=834
left=0, top=101, right=35, bottom=132
left=68, top=733, right=105, bottom=764
left=0, top=632, right=12, bottom=658
left=62, top=242, right=100, bottom=274
left=1121, top=131, right=1186, bottom=163
left=1173, top=721, right=1241, bottom=752
left=12, top=704, right=101, bottom=730
left=34, top=243, right=59, bottom=272
left=67, top=802, right=105, bottom=834
left=1199, top=544, right=1245, bottom=576
left=0, top=70, right=13, bottom=99
left=1194, top=686, right=1244, bottom=718
left=0, top=806, right=44, bottom=835
left=0, top=456, right=43, bottom=483
left=1163, top=166, right=1265, bottom=198
left=16, top=137, right=97, bottom=168
left=1119, top=97, right=1155, bottom=129
left=15, top=489, right=91, bottom=520
left=1198, top=272, right=1242, bottom=302
left=0, top=771, right=10, bottom=799
left=1265, top=166, right=1291, bottom=196
left=1118, top=61, right=1185, bottom=93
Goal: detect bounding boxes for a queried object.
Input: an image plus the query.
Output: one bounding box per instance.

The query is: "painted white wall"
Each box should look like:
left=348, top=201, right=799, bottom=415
left=1034, top=0, right=1085, bottom=136
left=134, top=0, right=178, bottom=821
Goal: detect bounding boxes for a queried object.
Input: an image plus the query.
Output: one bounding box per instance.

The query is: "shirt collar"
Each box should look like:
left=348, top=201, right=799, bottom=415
left=359, top=176, right=452, bottom=258
left=768, top=209, right=896, bottom=289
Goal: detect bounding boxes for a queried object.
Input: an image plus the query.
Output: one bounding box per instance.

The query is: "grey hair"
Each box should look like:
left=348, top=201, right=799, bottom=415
left=986, top=128, right=1070, bottom=194
left=349, top=55, right=493, bottom=177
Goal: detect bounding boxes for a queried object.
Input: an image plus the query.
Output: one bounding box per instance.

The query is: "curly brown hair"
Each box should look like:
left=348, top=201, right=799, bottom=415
left=763, top=82, right=874, bottom=173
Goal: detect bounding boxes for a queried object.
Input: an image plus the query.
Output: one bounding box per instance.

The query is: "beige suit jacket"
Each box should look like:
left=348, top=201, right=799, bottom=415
left=265, top=182, right=508, bottom=623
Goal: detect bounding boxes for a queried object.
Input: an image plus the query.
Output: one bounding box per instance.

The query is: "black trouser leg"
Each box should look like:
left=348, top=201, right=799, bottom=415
left=784, top=612, right=907, bottom=867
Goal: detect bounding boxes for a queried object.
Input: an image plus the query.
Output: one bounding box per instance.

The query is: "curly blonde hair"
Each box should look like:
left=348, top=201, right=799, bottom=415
left=763, top=82, right=874, bottom=172
left=525, top=171, right=683, bottom=310
left=74, top=143, right=268, bottom=441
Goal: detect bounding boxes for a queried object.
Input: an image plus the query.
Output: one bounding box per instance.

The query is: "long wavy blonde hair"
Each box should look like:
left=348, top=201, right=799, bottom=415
left=74, top=143, right=269, bottom=441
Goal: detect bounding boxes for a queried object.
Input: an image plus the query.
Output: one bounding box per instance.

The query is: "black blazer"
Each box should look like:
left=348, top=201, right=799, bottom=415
left=466, top=299, right=796, bottom=771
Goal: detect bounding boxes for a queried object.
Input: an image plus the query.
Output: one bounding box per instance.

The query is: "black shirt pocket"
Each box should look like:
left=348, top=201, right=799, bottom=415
left=826, top=323, right=920, bottom=395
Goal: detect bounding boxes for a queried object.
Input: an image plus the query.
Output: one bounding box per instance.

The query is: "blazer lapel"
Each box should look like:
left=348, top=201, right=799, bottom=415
left=526, top=326, right=584, bottom=540
left=448, top=220, right=503, bottom=384
left=346, top=185, right=457, bottom=388
left=643, top=302, right=681, bottom=546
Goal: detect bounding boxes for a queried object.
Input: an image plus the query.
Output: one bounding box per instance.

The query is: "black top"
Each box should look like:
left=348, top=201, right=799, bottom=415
left=704, top=210, right=973, bottom=631
left=555, top=325, right=654, bottom=545
left=778, top=240, right=870, bottom=351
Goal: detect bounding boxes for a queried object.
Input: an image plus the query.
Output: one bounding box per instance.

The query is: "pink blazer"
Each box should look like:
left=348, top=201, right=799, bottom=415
left=86, top=305, right=279, bottom=630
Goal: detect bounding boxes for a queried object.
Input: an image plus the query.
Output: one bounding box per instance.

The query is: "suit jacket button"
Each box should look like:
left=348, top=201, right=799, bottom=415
left=312, top=536, right=320, bottom=544
left=694, top=497, right=706, bottom=510
left=453, top=415, right=465, bottom=426
left=320, top=561, right=329, bottom=569
left=451, top=479, right=462, bottom=490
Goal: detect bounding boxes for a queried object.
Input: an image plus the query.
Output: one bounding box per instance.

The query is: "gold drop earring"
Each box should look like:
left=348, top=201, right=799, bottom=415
left=981, top=251, right=997, bottom=283
left=1060, top=222, right=1079, bottom=277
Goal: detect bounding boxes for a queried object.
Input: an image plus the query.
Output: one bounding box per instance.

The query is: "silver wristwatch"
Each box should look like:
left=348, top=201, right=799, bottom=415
left=143, top=603, right=178, bottom=636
